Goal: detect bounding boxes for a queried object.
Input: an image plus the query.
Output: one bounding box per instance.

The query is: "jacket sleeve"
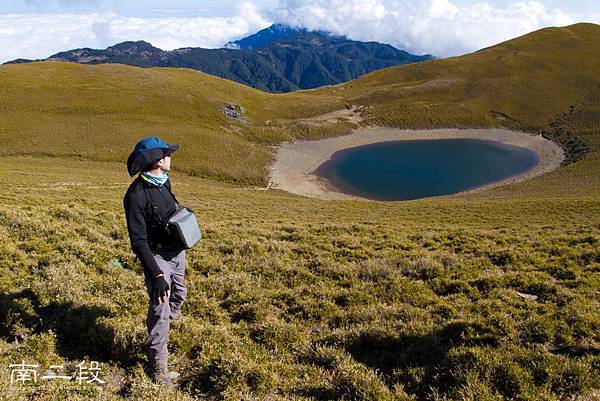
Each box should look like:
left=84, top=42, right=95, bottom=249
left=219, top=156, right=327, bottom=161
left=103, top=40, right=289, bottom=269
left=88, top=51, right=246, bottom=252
left=123, top=191, right=162, bottom=278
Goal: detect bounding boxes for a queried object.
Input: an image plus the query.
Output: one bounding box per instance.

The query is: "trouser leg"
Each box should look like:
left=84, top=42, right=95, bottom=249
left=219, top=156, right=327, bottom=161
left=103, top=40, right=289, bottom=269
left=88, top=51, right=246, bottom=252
left=144, top=254, right=173, bottom=365
left=169, top=250, right=187, bottom=318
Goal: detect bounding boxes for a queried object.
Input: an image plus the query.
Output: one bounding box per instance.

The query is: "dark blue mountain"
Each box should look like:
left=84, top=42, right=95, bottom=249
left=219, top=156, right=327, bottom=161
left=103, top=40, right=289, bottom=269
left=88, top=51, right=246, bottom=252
left=225, top=23, right=345, bottom=50
left=6, top=24, right=434, bottom=92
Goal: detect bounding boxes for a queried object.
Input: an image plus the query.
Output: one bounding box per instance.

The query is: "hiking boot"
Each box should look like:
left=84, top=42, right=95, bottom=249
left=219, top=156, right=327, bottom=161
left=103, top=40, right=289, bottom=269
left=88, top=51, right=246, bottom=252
left=152, top=360, right=180, bottom=385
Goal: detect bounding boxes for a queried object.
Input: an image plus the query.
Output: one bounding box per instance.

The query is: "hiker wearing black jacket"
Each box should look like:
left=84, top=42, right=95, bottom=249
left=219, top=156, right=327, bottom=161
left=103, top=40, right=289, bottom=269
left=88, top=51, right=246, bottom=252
left=123, top=136, right=186, bottom=385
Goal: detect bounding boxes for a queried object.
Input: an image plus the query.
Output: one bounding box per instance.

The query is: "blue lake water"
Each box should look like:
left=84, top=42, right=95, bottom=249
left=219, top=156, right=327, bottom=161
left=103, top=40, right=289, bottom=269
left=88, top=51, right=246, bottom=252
left=313, top=138, right=540, bottom=201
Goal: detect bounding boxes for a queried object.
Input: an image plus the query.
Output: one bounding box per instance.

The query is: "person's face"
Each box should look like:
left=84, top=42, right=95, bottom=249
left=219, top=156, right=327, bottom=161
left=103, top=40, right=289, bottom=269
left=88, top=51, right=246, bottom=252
left=157, top=155, right=171, bottom=172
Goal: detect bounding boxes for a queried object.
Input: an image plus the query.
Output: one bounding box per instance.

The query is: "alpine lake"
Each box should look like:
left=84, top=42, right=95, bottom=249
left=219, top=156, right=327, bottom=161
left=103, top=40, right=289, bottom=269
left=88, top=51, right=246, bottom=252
left=313, top=138, right=540, bottom=201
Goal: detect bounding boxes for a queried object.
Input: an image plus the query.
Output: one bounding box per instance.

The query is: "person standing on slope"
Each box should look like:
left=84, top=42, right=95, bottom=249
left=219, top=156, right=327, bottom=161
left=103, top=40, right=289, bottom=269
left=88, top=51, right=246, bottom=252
left=123, top=136, right=187, bottom=385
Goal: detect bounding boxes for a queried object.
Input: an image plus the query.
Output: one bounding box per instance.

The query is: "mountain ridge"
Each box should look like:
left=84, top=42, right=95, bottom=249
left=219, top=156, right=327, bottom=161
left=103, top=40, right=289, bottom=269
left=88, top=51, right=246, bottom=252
left=5, top=24, right=433, bottom=92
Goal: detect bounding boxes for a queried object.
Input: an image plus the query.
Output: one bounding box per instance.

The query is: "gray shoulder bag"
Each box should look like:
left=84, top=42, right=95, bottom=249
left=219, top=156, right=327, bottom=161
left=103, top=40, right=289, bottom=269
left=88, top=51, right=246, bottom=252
left=166, top=204, right=202, bottom=249
left=144, top=184, right=202, bottom=249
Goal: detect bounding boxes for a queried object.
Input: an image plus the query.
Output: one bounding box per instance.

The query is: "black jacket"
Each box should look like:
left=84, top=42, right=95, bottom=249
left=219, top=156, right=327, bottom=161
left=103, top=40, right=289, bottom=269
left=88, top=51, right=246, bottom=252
left=123, top=175, right=182, bottom=277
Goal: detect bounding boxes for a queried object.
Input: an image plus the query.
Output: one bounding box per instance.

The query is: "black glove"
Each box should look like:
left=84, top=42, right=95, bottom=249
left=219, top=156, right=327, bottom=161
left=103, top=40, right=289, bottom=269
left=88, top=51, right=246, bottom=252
left=152, top=275, right=170, bottom=304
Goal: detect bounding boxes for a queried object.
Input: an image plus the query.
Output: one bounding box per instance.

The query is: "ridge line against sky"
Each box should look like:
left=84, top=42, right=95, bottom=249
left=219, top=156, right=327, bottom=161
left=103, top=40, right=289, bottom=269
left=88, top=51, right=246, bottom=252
left=0, top=0, right=598, bottom=64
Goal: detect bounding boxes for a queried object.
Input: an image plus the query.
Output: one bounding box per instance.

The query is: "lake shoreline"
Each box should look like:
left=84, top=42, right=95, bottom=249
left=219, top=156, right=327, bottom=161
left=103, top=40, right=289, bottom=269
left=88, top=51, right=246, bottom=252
left=268, top=127, right=566, bottom=201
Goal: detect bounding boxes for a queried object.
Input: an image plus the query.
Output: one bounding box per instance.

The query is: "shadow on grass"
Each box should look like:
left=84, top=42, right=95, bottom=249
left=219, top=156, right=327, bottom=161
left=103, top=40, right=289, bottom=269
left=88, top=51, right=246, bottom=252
left=345, top=322, right=502, bottom=395
left=0, top=288, right=141, bottom=368
left=294, top=321, right=504, bottom=400
left=344, top=331, right=453, bottom=397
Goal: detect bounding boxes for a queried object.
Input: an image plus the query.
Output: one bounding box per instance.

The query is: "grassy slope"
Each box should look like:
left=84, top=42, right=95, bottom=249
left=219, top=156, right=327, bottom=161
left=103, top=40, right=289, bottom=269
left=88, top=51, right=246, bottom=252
left=335, top=24, right=599, bottom=129
left=0, top=157, right=598, bottom=401
left=1, top=23, right=598, bottom=189
left=0, top=62, right=344, bottom=184
left=0, top=23, right=598, bottom=401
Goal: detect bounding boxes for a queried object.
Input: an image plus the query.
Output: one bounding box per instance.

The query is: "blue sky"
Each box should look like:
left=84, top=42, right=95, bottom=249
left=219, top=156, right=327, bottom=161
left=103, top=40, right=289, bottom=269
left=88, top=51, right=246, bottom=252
left=0, top=1, right=598, bottom=63
left=1, top=0, right=598, bottom=16
left=0, top=1, right=279, bottom=17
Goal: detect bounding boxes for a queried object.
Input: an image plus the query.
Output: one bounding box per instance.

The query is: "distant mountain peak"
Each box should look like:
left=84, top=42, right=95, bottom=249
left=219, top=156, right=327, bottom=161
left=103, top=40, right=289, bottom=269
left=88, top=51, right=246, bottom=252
left=6, top=24, right=433, bottom=92
left=224, top=24, right=300, bottom=50
left=107, top=40, right=158, bottom=52
left=105, top=41, right=164, bottom=58
left=225, top=23, right=345, bottom=50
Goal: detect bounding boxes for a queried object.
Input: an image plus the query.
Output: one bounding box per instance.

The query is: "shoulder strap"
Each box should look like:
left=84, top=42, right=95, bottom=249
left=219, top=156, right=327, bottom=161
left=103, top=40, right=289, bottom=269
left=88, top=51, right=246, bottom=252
left=165, top=179, right=181, bottom=206
left=143, top=180, right=181, bottom=225
left=142, top=186, right=161, bottom=228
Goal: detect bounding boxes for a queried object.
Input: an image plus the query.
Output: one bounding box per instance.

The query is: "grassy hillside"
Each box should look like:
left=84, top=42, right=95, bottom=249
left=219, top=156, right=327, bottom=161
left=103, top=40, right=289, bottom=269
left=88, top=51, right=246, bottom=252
left=0, top=23, right=598, bottom=401
left=0, top=62, right=344, bottom=184
left=0, top=157, right=598, bottom=401
left=334, top=24, right=599, bottom=129
left=0, top=23, right=598, bottom=187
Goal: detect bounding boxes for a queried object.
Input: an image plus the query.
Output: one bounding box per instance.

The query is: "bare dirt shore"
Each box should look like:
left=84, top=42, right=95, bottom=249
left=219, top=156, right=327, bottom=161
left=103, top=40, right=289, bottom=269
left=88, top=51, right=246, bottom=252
left=268, top=127, right=566, bottom=200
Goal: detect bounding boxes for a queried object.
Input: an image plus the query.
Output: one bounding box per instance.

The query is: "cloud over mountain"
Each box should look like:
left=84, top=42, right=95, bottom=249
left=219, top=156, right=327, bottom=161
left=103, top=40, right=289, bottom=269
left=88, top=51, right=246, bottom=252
left=0, top=0, right=594, bottom=64
left=270, top=0, right=577, bottom=57
left=0, top=1, right=270, bottom=63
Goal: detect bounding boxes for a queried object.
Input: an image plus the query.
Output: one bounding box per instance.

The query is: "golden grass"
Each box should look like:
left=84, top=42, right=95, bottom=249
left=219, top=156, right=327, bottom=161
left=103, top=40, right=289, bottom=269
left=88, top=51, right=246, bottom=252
left=1, top=23, right=598, bottom=187
left=0, top=23, right=598, bottom=400
left=0, top=152, right=598, bottom=400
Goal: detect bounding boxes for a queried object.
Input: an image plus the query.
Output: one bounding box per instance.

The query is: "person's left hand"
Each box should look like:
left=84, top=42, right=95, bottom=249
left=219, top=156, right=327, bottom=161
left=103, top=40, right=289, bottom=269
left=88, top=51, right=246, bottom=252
left=153, top=275, right=170, bottom=305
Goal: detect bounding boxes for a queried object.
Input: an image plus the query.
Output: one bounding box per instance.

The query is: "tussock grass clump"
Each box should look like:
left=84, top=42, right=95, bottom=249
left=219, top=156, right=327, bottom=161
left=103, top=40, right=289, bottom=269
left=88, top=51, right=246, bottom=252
left=0, top=154, right=598, bottom=399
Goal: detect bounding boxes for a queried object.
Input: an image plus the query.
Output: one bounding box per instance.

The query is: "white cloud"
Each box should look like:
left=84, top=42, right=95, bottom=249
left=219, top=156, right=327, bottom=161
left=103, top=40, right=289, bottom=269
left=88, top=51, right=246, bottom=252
left=0, top=1, right=269, bottom=63
left=0, top=0, right=592, bottom=64
left=271, top=0, right=578, bottom=56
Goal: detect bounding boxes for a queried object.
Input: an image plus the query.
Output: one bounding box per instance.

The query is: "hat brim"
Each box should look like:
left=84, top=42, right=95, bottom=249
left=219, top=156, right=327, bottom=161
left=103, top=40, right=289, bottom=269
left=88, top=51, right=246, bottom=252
left=127, top=144, right=179, bottom=177
left=164, top=144, right=179, bottom=156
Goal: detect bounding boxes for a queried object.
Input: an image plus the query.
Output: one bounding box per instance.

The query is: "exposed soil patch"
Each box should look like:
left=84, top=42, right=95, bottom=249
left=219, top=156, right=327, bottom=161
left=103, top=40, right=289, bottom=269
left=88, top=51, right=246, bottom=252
left=268, top=127, right=565, bottom=200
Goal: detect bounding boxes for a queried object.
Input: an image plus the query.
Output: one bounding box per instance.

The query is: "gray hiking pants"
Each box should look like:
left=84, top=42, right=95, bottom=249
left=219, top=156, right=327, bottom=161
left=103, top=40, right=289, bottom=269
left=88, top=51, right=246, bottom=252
left=143, top=249, right=187, bottom=365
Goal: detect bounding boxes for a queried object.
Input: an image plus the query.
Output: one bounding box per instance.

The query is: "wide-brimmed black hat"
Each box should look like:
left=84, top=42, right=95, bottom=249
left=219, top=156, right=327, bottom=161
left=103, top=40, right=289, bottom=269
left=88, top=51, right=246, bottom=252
left=127, top=136, right=179, bottom=177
